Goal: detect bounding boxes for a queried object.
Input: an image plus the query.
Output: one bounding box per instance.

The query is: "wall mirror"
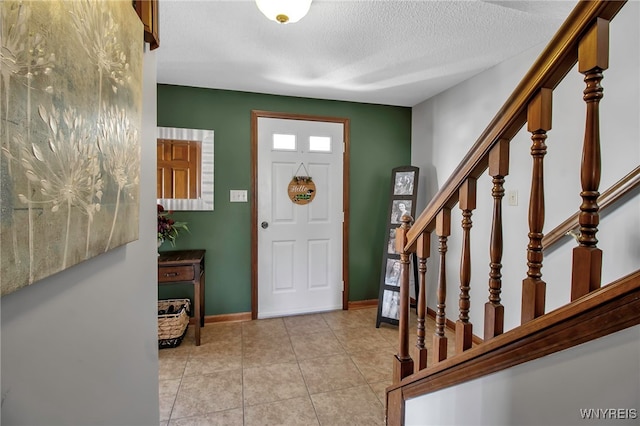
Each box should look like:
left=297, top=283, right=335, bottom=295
left=157, top=127, right=214, bottom=211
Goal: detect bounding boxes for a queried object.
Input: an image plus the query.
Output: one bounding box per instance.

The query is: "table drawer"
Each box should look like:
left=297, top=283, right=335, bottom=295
left=158, top=266, right=194, bottom=283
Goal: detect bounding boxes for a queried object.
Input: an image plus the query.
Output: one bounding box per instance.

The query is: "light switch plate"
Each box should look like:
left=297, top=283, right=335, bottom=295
left=230, top=190, right=248, bottom=202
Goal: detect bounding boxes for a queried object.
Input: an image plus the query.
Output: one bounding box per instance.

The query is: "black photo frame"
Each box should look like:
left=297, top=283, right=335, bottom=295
left=376, top=166, right=419, bottom=327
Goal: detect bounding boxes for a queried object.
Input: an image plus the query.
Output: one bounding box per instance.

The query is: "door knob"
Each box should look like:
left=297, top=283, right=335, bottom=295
left=261, top=221, right=269, bottom=229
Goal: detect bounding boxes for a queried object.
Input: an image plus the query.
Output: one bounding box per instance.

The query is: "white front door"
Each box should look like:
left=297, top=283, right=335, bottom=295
left=257, top=117, right=344, bottom=318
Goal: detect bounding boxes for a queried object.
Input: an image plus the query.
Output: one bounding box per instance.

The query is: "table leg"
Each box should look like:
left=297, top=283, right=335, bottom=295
left=194, top=276, right=201, bottom=346
left=200, top=268, right=206, bottom=327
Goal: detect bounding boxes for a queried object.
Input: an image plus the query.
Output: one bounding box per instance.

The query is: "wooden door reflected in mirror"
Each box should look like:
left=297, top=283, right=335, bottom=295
left=157, top=127, right=214, bottom=211
left=157, top=139, right=201, bottom=199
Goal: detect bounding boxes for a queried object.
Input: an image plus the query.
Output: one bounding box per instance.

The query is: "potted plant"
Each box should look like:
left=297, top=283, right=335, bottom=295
left=157, top=204, right=189, bottom=248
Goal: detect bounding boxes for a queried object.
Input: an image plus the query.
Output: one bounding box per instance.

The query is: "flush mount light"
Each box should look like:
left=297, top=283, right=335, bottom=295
left=255, top=0, right=313, bottom=24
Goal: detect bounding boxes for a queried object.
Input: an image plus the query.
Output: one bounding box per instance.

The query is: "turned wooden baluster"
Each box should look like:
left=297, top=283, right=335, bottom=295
left=456, top=179, right=476, bottom=353
left=571, top=18, right=609, bottom=301
left=433, top=208, right=451, bottom=363
left=414, top=232, right=430, bottom=372
left=485, top=139, right=509, bottom=339
left=522, top=88, right=552, bottom=324
left=393, top=214, right=414, bottom=383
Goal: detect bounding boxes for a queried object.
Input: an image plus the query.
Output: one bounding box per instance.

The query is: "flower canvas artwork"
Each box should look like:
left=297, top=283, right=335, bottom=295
left=0, top=0, right=143, bottom=296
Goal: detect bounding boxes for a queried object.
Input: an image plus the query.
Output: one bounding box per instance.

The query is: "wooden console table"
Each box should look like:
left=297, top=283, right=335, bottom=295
left=158, top=249, right=205, bottom=346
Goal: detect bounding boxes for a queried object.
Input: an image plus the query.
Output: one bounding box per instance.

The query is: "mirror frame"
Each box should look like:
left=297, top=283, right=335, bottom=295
left=157, top=126, right=214, bottom=211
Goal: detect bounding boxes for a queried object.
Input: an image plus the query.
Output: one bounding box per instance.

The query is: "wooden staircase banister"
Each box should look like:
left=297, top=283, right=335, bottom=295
left=387, top=269, right=640, bottom=402
left=405, top=0, right=627, bottom=251
left=387, top=1, right=636, bottom=424
left=543, top=165, right=640, bottom=249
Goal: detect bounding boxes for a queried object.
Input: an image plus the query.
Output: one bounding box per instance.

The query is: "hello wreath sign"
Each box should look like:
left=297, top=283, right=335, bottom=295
left=288, top=164, right=316, bottom=205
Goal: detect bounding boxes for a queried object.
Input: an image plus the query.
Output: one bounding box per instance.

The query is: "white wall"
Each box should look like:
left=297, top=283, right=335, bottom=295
left=411, top=1, right=639, bottom=333
left=406, top=325, right=640, bottom=426
left=0, top=48, right=159, bottom=425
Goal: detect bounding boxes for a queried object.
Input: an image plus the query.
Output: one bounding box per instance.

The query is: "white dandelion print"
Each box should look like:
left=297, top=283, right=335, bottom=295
left=0, top=0, right=143, bottom=296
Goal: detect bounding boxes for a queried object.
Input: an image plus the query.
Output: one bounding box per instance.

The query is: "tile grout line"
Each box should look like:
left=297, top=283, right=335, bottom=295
left=241, top=322, right=246, bottom=426
left=296, top=315, right=332, bottom=426
left=166, top=343, right=190, bottom=424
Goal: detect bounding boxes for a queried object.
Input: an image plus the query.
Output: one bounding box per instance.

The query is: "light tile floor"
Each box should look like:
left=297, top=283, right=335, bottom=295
left=159, top=307, right=456, bottom=426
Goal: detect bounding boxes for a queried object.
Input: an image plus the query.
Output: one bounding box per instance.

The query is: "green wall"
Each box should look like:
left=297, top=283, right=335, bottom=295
left=157, top=84, right=411, bottom=316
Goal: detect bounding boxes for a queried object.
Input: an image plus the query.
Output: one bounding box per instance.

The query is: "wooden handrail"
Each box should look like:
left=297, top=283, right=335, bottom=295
left=543, top=165, right=640, bottom=249
left=405, top=0, right=627, bottom=251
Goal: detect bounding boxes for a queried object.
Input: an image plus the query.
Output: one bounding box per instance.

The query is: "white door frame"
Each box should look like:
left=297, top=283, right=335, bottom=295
left=251, top=110, right=350, bottom=320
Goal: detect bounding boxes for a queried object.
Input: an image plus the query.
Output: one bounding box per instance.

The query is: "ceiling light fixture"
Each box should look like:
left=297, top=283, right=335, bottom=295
left=255, top=0, right=313, bottom=24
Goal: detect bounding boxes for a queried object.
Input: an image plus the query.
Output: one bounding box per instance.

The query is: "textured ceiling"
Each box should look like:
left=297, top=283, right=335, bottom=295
left=157, top=0, right=577, bottom=107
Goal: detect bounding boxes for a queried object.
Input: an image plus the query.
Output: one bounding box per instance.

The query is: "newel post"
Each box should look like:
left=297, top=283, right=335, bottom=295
left=572, top=18, right=608, bottom=301
left=522, top=88, right=552, bottom=324
left=393, top=214, right=414, bottom=384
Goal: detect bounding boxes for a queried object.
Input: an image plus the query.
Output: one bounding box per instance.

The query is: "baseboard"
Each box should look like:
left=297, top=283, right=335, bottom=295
left=189, top=312, right=252, bottom=325
left=348, top=299, right=378, bottom=310
left=426, top=307, right=483, bottom=345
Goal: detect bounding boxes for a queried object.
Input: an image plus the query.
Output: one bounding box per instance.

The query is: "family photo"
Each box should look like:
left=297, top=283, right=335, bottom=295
left=384, top=259, right=401, bottom=286
left=387, top=229, right=397, bottom=254
left=381, top=290, right=400, bottom=320
left=391, top=200, right=412, bottom=224
left=393, top=171, right=415, bottom=195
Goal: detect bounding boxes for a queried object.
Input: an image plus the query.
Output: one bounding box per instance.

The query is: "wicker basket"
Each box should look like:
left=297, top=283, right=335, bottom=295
left=158, top=298, right=191, bottom=349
